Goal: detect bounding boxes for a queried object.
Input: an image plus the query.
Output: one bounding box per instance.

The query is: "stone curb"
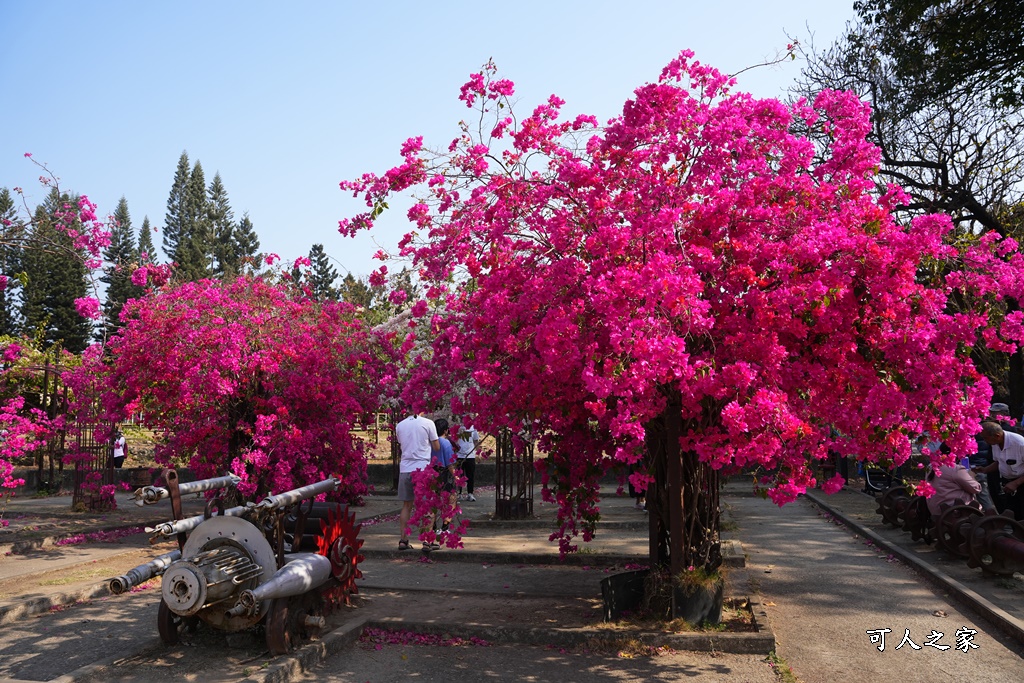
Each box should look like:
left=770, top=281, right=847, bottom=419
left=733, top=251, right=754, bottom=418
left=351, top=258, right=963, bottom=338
left=804, top=490, right=1024, bottom=645
left=362, top=595, right=775, bottom=655
left=0, top=580, right=111, bottom=626
left=51, top=637, right=165, bottom=683
left=360, top=539, right=745, bottom=568
left=0, top=521, right=153, bottom=556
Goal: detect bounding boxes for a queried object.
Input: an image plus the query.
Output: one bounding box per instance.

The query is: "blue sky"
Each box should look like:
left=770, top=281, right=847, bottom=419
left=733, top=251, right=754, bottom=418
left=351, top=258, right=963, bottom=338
left=0, top=1, right=854, bottom=279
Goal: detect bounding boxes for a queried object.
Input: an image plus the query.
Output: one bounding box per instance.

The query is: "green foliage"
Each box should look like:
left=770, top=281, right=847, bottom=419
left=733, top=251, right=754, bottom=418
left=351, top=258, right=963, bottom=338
left=100, top=196, right=138, bottom=340
left=234, top=213, right=260, bottom=269
left=137, top=215, right=155, bottom=264
left=307, top=244, right=339, bottom=301
left=796, top=7, right=1024, bottom=409
left=339, top=273, right=374, bottom=310
left=174, top=160, right=211, bottom=281
left=854, top=0, right=1024, bottom=109
left=19, top=190, right=91, bottom=353
left=764, top=651, right=799, bottom=683
left=208, top=172, right=238, bottom=278
left=0, top=189, right=20, bottom=336
left=162, top=151, right=190, bottom=262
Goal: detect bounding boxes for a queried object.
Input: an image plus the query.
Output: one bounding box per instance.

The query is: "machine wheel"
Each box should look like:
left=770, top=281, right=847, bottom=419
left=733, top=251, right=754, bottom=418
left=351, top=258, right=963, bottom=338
left=157, top=599, right=198, bottom=645
left=319, top=504, right=365, bottom=604
left=876, top=486, right=908, bottom=527
left=935, top=505, right=982, bottom=557
left=266, top=593, right=325, bottom=655
left=967, top=514, right=1024, bottom=576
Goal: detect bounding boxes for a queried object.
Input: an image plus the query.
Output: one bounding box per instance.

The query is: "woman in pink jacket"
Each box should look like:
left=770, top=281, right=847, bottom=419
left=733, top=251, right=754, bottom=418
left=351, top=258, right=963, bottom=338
left=925, top=461, right=982, bottom=518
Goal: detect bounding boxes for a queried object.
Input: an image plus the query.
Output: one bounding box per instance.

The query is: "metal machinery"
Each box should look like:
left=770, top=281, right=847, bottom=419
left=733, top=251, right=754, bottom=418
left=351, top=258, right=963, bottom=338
left=108, top=470, right=364, bottom=654
left=875, top=485, right=1024, bottom=576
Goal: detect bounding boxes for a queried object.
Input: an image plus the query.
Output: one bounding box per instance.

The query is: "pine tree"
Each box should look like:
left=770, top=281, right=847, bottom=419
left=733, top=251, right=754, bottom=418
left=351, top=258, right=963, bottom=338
left=99, top=196, right=137, bottom=340
left=163, top=151, right=190, bottom=263
left=176, top=161, right=211, bottom=281
left=0, top=189, right=19, bottom=335
left=20, top=190, right=91, bottom=352
left=137, top=216, right=155, bottom=264
left=132, top=216, right=156, bottom=300
left=234, top=213, right=260, bottom=271
left=208, top=172, right=238, bottom=278
left=339, top=273, right=373, bottom=309
left=307, top=244, right=339, bottom=301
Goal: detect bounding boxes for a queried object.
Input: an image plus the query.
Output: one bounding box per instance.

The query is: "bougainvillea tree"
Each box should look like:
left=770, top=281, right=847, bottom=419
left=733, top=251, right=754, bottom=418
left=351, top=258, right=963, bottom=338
left=73, top=275, right=399, bottom=500
left=341, top=50, right=1024, bottom=583
left=0, top=159, right=112, bottom=490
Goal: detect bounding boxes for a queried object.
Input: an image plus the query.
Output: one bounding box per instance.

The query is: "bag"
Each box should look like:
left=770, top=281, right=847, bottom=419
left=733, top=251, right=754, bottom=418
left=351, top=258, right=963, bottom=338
left=435, top=465, right=456, bottom=492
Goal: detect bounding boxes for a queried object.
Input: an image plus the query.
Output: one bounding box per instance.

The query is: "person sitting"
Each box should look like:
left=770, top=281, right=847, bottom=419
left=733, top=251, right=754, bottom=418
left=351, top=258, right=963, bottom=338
left=924, top=445, right=982, bottom=519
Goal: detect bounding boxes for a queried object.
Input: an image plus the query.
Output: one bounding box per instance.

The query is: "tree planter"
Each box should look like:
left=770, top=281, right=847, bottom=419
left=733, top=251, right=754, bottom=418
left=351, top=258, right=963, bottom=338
left=600, top=568, right=649, bottom=621
left=601, top=569, right=725, bottom=625
left=672, top=578, right=724, bottom=625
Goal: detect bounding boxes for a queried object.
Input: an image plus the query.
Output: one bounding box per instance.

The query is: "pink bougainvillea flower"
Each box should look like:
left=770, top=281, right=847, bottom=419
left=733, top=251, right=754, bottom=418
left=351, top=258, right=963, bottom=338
left=339, top=52, right=1023, bottom=564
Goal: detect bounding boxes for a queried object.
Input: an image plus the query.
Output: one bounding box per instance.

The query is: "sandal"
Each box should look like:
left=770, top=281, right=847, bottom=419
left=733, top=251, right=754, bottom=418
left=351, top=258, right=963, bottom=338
left=398, top=539, right=411, bottom=551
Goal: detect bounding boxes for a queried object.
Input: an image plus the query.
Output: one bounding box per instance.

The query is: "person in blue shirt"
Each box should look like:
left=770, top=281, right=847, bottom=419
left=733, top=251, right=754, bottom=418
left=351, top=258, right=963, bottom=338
left=432, top=418, right=458, bottom=540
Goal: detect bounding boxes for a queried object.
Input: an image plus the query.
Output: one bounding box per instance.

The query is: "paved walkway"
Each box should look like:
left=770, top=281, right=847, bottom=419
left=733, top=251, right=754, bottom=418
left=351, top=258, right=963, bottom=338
left=728, top=486, right=1024, bottom=683
left=0, top=478, right=1022, bottom=682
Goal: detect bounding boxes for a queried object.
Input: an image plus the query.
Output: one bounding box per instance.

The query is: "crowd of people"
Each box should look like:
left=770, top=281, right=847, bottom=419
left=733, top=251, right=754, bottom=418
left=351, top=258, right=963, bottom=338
left=394, top=408, right=481, bottom=552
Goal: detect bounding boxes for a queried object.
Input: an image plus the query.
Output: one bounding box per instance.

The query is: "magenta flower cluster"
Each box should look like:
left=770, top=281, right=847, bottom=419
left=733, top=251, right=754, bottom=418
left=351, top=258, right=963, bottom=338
left=340, top=51, right=1024, bottom=554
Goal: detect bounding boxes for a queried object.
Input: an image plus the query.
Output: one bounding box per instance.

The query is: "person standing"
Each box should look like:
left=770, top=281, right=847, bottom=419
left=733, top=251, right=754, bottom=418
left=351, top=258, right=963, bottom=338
left=975, top=422, right=1024, bottom=520
left=432, top=418, right=458, bottom=536
left=991, top=402, right=1020, bottom=434
left=395, top=410, right=440, bottom=551
left=455, top=423, right=481, bottom=502
left=112, top=430, right=128, bottom=469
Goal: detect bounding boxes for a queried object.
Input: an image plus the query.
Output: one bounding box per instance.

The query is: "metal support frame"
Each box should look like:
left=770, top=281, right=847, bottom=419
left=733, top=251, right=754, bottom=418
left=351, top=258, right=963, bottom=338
left=494, top=429, right=534, bottom=519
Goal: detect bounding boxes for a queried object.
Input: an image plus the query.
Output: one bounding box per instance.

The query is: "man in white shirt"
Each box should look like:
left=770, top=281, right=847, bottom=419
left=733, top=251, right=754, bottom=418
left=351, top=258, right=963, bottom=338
left=977, top=422, right=1024, bottom=519
left=112, top=431, right=127, bottom=468
left=395, top=412, right=439, bottom=550
left=455, top=425, right=480, bottom=502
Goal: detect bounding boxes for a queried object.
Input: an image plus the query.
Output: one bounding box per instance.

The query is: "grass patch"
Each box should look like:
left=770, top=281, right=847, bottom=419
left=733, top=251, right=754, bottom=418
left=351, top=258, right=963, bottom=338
left=39, top=568, right=107, bottom=586
left=765, top=651, right=799, bottom=682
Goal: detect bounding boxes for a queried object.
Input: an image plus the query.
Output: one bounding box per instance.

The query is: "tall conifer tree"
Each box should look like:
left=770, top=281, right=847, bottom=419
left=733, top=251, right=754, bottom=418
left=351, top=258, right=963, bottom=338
left=99, top=196, right=137, bottom=340
left=0, top=189, right=19, bottom=335
left=163, top=151, right=190, bottom=263
left=307, top=244, right=339, bottom=301
left=235, top=213, right=260, bottom=270
left=176, top=161, right=211, bottom=281
left=20, top=190, right=91, bottom=352
left=208, top=172, right=238, bottom=278
left=137, top=216, right=155, bottom=264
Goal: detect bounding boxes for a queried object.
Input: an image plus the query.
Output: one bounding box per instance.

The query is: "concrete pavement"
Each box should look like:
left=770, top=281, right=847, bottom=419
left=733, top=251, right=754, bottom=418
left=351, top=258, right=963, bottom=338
left=1, top=478, right=1023, bottom=682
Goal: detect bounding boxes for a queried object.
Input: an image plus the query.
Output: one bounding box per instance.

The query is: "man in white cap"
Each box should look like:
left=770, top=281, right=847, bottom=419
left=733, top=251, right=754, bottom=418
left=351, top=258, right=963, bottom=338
left=990, top=403, right=1019, bottom=434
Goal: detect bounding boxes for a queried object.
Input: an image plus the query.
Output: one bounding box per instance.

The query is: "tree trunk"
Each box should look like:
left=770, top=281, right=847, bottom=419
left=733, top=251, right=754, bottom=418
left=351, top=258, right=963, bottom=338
left=645, top=397, right=721, bottom=576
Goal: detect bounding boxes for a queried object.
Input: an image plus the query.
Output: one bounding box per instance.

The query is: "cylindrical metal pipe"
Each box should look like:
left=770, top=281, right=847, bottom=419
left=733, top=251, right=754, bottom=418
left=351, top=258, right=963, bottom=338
left=147, top=504, right=250, bottom=538
left=230, top=553, right=333, bottom=616
left=255, top=478, right=339, bottom=511
left=108, top=549, right=182, bottom=594
left=133, top=474, right=242, bottom=506
left=991, top=534, right=1024, bottom=565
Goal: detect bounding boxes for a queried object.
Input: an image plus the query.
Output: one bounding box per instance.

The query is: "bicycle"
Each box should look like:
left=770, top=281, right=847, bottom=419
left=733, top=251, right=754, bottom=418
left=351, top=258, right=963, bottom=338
left=862, top=463, right=902, bottom=495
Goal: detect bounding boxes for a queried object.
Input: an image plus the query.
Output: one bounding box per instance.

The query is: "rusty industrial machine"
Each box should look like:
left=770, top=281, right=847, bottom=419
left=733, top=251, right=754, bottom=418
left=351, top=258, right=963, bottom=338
left=875, top=485, right=1024, bottom=577
left=108, top=470, right=363, bottom=654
